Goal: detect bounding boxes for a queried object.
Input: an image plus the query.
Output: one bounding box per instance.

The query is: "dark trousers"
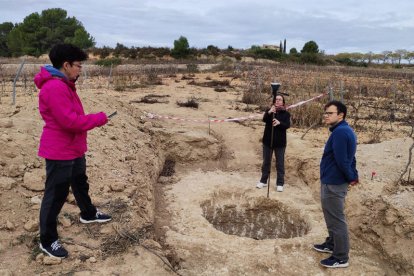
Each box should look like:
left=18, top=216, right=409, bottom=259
left=260, top=144, right=286, bottom=186
left=39, top=156, right=97, bottom=246
left=321, top=183, right=349, bottom=262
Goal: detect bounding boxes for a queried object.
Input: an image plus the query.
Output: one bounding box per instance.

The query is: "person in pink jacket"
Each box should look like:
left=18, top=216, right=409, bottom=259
left=35, top=44, right=111, bottom=258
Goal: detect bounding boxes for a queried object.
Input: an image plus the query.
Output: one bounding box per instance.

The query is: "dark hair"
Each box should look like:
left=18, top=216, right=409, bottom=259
left=273, top=93, right=286, bottom=105
left=49, top=44, right=88, bottom=69
left=324, top=100, right=347, bottom=119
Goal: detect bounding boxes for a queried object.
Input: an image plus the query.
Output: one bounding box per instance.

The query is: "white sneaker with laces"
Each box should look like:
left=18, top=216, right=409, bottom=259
left=256, top=182, right=268, bottom=189
left=276, top=185, right=284, bottom=192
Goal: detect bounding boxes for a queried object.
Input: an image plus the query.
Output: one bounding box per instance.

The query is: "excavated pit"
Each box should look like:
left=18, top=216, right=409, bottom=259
left=201, top=193, right=310, bottom=240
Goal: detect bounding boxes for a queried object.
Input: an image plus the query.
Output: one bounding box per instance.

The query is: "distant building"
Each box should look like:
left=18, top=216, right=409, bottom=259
left=262, top=44, right=280, bottom=51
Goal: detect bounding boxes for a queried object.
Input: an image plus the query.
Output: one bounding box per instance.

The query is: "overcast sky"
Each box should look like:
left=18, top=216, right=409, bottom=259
left=1, top=0, right=413, bottom=54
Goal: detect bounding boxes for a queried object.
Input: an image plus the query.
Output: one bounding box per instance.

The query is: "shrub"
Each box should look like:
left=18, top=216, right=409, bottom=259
left=177, top=97, right=199, bottom=108
left=95, top=57, right=122, bottom=67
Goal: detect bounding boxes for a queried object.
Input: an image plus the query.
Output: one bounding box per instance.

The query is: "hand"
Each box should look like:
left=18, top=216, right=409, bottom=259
left=268, top=105, right=276, bottom=114
left=349, top=180, right=359, bottom=186
left=272, top=119, right=280, bottom=126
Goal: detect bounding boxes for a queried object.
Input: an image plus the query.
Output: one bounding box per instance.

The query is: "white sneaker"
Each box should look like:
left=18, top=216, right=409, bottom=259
left=256, top=182, right=268, bottom=189
left=276, top=185, right=284, bottom=192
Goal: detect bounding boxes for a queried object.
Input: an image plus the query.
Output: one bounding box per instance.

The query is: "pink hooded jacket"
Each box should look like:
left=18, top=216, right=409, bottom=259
left=34, top=66, right=108, bottom=160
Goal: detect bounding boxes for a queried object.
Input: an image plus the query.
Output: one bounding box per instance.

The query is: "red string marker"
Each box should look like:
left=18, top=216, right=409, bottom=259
left=371, top=171, right=376, bottom=180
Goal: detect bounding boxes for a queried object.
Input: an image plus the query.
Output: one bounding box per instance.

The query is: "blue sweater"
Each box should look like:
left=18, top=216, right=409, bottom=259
left=320, top=120, right=358, bottom=185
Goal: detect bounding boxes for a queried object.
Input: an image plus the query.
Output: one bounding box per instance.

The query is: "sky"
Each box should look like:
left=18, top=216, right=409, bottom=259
left=1, top=0, right=413, bottom=54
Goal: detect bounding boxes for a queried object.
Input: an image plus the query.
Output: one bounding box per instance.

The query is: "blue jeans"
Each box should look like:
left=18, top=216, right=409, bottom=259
left=260, top=144, right=286, bottom=186
left=321, top=183, right=349, bottom=262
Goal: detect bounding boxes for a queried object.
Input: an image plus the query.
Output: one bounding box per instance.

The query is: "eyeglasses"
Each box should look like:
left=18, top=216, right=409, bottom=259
left=71, top=63, right=82, bottom=69
left=323, top=112, right=337, bottom=116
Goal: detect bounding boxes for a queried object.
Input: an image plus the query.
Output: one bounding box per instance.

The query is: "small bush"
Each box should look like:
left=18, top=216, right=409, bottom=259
left=187, top=64, right=199, bottom=73
left=290, top=103, right=324, bottom=128
left=177, top=97, right=199, bottom=108
left=95, top=57, right=122, bottom=67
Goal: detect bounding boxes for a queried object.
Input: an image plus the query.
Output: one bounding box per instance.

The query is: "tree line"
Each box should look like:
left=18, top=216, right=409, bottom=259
left=1, top=8, right=413, bottom=68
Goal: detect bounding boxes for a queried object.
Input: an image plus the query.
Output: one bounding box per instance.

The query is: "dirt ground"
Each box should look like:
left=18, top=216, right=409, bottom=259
left=0, top=72, right=413, bottom=276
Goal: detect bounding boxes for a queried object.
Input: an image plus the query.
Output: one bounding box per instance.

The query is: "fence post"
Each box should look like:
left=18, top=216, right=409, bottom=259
left=107, top=64, right=113, bottom=88
left=329, top=85, right=334, bottom=101
left=12, top=59, right=26, bottom=105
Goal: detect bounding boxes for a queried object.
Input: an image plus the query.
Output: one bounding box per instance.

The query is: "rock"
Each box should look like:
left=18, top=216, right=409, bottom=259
left=143, top=122, right=153, bottom=129
left=73, top=271, right=93, bottom=276
left=22, top=170, right=44, bottom=192
left=24, top=219, right=39, bottom=232
left=99, top=225, right=113, bottom=234
left=110, top=182, right=125, bottom=192
left=0, top=119, right=13, bottom=128
left=125, top=155, right=136, bottom=161
left=7, top=164, right=24, bottom=178
left=30, top=195, right=42, bottom=205
left=0, top=269, right=13, bottom=276
left=158, top=176, right=170, bottom=184
left=66, top=193, right=76, bottom=204
left=43, top=256, right=62, bottom=265
left=0, top=134, right=12, bottom=142
left=0, top=177, right=17, bottom=190
left=87, top=257, right=97, bottom=263
left=36, top=253, right=45, bottom=264
left=384, top=209, right=398, bottom=226
left=59, top=216, right=72, bottom=228
left=6, top=220, right=15, bottom=230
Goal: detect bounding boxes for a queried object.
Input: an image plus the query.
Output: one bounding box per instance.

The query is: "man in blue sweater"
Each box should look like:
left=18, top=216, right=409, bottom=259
left=313, top=100, right=358, bottom=268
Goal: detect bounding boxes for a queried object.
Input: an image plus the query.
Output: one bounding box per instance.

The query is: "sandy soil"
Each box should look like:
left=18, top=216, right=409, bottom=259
left=0, top=72, right=413, bottom=275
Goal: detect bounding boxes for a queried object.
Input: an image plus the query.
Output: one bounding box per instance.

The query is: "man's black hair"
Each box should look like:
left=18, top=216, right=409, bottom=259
left=49, top=44, right=88, bottom=69
left=325, top=100, right=347, bottom=119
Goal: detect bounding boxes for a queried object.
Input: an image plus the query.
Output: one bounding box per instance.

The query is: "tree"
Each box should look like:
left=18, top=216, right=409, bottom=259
left=65, top=28, right=95, bottom=49
left=4, top=8, right=95, bottom=57
left=171, top=36, right=190, bottom=59
left=301, top=41, right=319, bottom=54
left=381, top=51, right=392, bottom=64
left=395, top=49, right=408, bottom=65
left=206, top=45, right=220, bottom=56
left=0, top=22, right=14, bottom=56
left=406, top=52, right=414, bottom=64
left=289, top=48, right=298, bottom=54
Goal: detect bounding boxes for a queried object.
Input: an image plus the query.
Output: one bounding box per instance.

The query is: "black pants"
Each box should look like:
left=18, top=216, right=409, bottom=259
left=39, top=156, right=97, bottom=246
left=260, top=144, right=286, bottom=186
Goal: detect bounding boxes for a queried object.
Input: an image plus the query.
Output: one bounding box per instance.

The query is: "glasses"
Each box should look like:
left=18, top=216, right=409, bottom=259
left=323, top=112, right=337, bottom=116
left=71, top=63, right=82, bottom=69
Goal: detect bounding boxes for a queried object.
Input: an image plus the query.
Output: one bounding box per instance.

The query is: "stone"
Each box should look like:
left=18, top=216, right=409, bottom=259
left=23, top=219, right=39, bottom=232
left=0, top=176, right=17, bottom=190
left=30, top=195, right=42, bottom=205
left=22, top=170, right=44, bottom=192
left=0, top=269, right=13, bottom=276
left=6, top=220, right=15, bottom=230
left=36, top=253, right=45, bottom=264
left=66, top=193, right=76, bottom=204
left=59, top=216, right=72, bottom=228
left=43, top=256, right=62, bottom=265
left=87, top=257, right=97, bottom=263
left=0, top=119, right=13, bottom=128
left=110, top=182, right=125, bottom=192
